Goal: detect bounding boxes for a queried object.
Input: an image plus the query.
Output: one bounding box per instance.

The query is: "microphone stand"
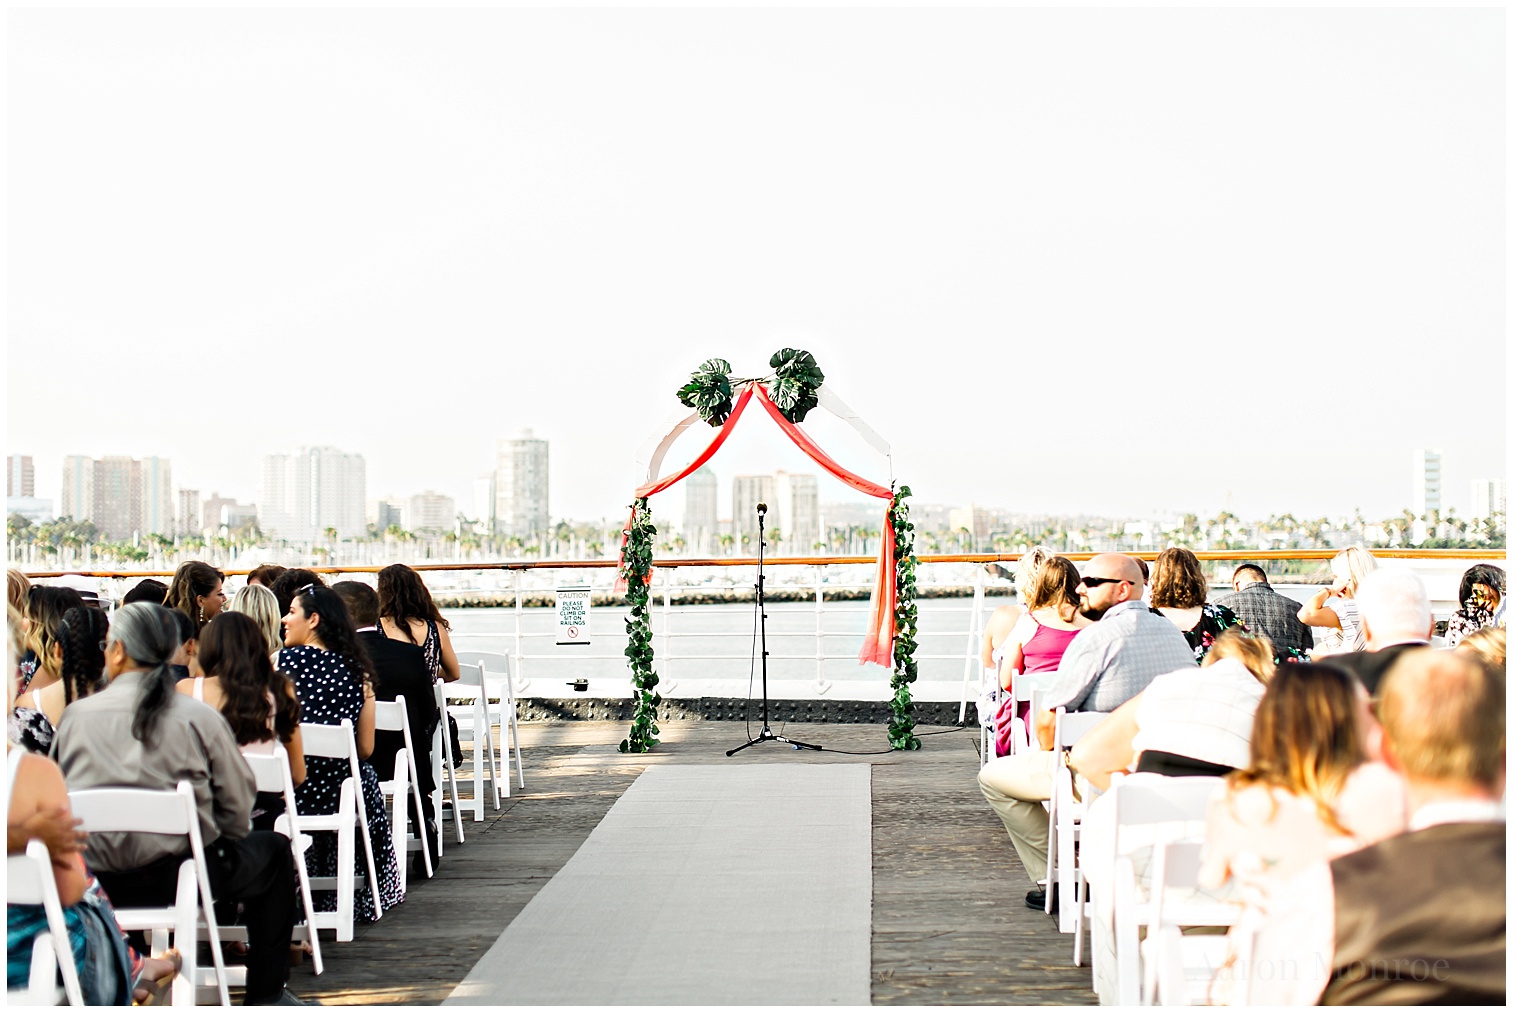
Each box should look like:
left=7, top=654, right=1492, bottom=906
left=727, top=504, right=823, bottom=756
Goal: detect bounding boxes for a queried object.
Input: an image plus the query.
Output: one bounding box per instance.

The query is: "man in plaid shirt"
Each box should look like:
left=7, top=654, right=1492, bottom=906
left=1216, top=563, right=1313, bottom=661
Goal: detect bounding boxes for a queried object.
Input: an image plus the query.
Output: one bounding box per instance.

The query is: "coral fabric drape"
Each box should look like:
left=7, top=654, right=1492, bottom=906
left=618, top=382, right=896, bottom=668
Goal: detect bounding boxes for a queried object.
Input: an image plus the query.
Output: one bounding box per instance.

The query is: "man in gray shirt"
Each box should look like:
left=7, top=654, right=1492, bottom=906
left=55, top=602, right=303, bottom=1005
left=978, top=554, right=1194, bottom=910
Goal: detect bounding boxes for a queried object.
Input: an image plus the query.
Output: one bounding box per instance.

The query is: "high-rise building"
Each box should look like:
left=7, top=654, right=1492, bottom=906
left=8, top=456, right=34, bottom=498
left=408, top=491, right=457, bottom=532
left=1413, top=449, right=1442, bottom=519
left=177, top=489, right=201, bottom=536
left=731, top=475, right=776, bottom=548
left=495, top=430, right=549, bottom=538
left=93, top=457, right=141, bottom=541
left=371, top=498, right=405, bottom=531
left=774, top=471, right=819, bottom=550
left=1470, top=478, right=1506, bottom=521
left=202, top=492, right=236, bottom=535
left=60, top=456, right=95, bottom=523
left=683, top=466, right=718, bottom=549
left=472, top=474, right=496, bottom=532
left=139, top=457, right=174, bottom=537
left=259, top=446, right=367, bottom=542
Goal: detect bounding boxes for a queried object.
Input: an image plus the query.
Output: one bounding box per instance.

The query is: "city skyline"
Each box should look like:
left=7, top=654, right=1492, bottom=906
left=6, top=9, right=1505, bottom=527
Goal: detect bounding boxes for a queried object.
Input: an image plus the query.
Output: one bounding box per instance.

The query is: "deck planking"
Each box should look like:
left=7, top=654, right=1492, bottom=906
left=290, top=720, right=1096, bottom=1006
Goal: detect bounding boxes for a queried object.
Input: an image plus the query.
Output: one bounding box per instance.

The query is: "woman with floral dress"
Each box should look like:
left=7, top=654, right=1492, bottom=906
left=1150, top=547, right=1246, bottom=664
left=1445, top=564, right=1504, bottom=647
left=280, top=585, right=403, bottom=920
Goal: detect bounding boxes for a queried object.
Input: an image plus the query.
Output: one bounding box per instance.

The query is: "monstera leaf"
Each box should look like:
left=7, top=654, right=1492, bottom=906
left=768, top=348, right=825, bottom=423
left=676, top=358, right=735, bottom=426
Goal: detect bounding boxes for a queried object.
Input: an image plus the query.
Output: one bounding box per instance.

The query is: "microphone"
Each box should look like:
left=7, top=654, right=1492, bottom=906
left=756, top=502, right=767, bottom=515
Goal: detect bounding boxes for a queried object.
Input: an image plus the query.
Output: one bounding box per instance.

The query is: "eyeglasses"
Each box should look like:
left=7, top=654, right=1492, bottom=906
left=1079, top=576, right=1131, bottom=588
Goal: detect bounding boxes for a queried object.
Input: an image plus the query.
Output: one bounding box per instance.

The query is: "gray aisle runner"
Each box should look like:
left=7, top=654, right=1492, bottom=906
left=446, top=763, right=872, bottom=1005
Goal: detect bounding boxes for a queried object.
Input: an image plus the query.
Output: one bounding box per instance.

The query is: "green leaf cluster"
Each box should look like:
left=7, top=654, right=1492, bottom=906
left=618, top=498, right=663, bottom=753
left=676, top=358, right=735, bottom=427
left=887, top=486, right=921, bottom=750
left=768, top=348, right=825, bottom=423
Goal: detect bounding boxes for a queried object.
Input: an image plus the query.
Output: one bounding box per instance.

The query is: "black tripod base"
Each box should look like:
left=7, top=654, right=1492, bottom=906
left=726, top=726, right=824, bottom=757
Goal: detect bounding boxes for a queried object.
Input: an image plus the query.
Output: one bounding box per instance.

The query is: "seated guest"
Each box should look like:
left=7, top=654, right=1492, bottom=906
left=53, top=603, right=301, bottom=1006
left=163, top=561, right=226, bottom=635
left=229, top=583, right=286, bottom=666
left=978, top=554, right=1194, bottom=911
left=377, top=564, right=461, bottom=684
left=1297, top=545, right=1376, bottom=655
left=246, top=563, right=288, bottom=590
left=281, top=585, right=405, bottom=918
left=1215, top=562, right=1313, bottom=661
left=6, top=568, right=28, bottom=616
left=17, top=586, right=85, bottom=693
left=1249, top=650, right=1503, bottom=1004
left=11, top=606, right=109, bottom=756
left=1456, top=625, right=1505, bottom=673
left=121, top=578, right=168, bottom=607
left=980, top=546, right=1054, bottom=675
left=1445, top=563, right=1505, bottom=647
left=335, top=580, right=441, bottom=876
left=163, top=607, right=201, bottom=684
left=270, top=569, right=325, bottom=623
left=176, top=612, right=305, bottom=831
left=988, top=555, right=1089, bottom=757
left=1323, top=569, right=1433, bottom=696
left=1070, top=629, right=1273, bottom=792
left=1150, top=546, right=1245, bottom=664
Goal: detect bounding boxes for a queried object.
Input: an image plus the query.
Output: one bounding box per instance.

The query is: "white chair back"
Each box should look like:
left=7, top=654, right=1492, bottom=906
left=442, top=665, right=504, bottom=819
left=373, top=696, right=434, bottom=885
left=299, top=720, right=385, bottom=933
left=68, top=781, right=230, bottom=1007
left=455, top=652, right=524, bottom=790
left=238, top=744, right=324, bottom=976
left=432, top=683, right=467, bottom=849
left=6, top=840, right=85, bottom=1006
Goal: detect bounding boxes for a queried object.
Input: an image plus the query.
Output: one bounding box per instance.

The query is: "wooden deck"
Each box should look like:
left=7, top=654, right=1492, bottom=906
left=290, top=720, right=1096, bottom=1006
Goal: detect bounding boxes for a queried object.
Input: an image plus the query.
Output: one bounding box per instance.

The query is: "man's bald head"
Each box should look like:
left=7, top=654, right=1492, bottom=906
left=1378, top=649, right=1505, bottom=792
left=1085, top=553, right=1144, bottom=585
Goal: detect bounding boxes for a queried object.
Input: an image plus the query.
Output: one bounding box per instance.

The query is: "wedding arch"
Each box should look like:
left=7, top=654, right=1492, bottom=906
left=615, top=350, right=919, bottom=753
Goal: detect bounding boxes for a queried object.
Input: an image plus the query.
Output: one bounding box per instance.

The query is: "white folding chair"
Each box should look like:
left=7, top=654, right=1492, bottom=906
left=6, top=840, right=86, bottom=1007
left=455, top=650, right=525, bottom=789
left=1145, top=839, right=1246, bottom=1006
left=238, top=744, right=324, bottom=976
left=68, top=781, right=231, bottom=1007
left=373, top=696, right=434, bottom=890
left=432, top=684, right=466, bottom=849
left=298, top=720, right=384, bottom=942
left=1107, top=776, right=1228, bottom=1005
left=441, top=670, right=502, bottom=820
left=455, top=661, right=506, bottom=805
left=1009, top=670, right=1059, bottom=756
left=1044, top=708, right=1108, bottom=953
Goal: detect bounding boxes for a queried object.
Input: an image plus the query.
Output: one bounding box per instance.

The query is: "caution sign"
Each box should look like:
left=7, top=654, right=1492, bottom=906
left=555, top=585, right=592, bottom=645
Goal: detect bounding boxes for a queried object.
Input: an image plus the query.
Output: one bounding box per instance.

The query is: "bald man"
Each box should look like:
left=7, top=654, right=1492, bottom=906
left=978, top=553, right=1195, bottom=909
left=1250, top=649, right=1505, bottom=1004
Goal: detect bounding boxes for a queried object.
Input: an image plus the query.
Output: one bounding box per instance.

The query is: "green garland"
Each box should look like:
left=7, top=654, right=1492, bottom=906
left=888, top=486, right=921, bottom=750
left=618, top=497, right=661, bottom=753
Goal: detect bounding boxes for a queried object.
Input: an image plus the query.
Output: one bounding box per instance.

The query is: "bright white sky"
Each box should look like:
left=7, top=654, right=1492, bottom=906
left=7, top=7, right=1505, bottom=530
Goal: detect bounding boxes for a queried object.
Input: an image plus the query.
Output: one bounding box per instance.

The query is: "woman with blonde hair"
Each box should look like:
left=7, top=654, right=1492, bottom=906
left=987, top=555, right=1089, bottom=756
left=1297, top=546, right=1377, bottom=654
left=229, top=583, right=285, bottom=665
left=1150, top=547, right=1245, bottom=664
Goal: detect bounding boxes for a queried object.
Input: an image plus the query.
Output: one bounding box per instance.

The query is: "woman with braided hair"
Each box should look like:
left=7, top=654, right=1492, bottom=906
left=10, top=605, right=108, bottom=755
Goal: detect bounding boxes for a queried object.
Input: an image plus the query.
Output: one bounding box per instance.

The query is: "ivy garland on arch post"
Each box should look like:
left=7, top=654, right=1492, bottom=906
left=616, top=349, right=918, bottom=753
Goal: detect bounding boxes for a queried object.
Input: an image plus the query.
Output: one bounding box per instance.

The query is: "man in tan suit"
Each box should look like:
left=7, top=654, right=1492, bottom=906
left=1250, top=649, right=1505, bottom=1004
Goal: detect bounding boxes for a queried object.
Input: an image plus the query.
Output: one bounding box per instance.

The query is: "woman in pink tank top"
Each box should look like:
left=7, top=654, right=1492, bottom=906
left=993, top=556, right=1090, bottom=756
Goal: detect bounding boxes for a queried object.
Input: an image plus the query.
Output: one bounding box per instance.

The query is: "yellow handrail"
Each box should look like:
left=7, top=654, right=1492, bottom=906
left=16, top=547, right=1505, bottom=580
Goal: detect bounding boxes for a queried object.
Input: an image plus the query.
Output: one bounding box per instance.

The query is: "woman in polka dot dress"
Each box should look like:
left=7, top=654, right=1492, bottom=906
left=280, top=584, right=404, bottom=920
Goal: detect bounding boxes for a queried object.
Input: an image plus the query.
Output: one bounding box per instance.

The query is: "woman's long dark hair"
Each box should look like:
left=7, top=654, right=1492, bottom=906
left=108, top=603, right=182, bottom=745
left=295, top=585, right=373, bottom=687
left=376, top=564, right=450, bottom=643
left=1457, top=564, right=1505, bottom=612
left=271, top=568, right=325, bottom=620
left=199, top=612, right=300, bottom=746
left=25, top=586, right=86, bottom=671
left=164, top=561, right=224, bottom=632
left=56, top=606, right=109, bottom=706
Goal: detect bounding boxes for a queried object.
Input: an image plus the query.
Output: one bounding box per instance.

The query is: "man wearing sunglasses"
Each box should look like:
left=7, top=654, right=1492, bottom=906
left=977, top=553, right=1195, bottom=912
